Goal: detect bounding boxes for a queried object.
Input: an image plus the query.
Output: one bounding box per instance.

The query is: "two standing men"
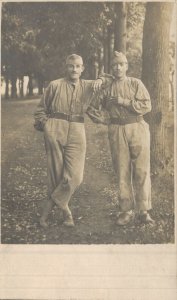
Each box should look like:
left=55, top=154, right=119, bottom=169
left=34, top=52, right=154, bottom=228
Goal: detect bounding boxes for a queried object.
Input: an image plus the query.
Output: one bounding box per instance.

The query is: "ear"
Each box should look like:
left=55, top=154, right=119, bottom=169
left=81, top=65, right=85, bottom=72
left=126, top=63, right=128, bottom=71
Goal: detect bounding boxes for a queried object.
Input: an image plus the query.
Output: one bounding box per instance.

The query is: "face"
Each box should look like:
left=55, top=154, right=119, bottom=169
left=66, top=59, right=84, bottom=81
left=112, top=61, right=128, bottom=79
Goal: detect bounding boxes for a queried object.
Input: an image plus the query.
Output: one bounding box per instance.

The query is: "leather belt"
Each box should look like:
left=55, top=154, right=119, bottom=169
left=111, top=115, right=143, bottom=125
left=49, top=112, right=84, bottom=123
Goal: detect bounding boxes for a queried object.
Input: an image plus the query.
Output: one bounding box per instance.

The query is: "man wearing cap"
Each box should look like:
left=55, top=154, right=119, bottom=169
left=87, top=51, right=154, bottom=226
left=34, top=54, right=103, bottom=227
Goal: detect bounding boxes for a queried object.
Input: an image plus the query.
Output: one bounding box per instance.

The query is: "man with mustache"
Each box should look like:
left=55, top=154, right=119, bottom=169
left=34, top=54, right=103, bottom=227
left=87, top=51, right=154, bottom=226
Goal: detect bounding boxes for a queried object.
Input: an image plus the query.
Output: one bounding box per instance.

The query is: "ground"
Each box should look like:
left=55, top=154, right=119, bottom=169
left=1, top=98, right=175, bottom=244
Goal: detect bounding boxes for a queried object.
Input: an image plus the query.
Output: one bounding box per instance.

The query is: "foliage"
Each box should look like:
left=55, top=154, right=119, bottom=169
left=1, top=2, right=148, bottom=83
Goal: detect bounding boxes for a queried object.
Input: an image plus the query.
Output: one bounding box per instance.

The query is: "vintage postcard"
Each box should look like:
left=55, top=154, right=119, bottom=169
left=0, top=0, right=176, bottom=299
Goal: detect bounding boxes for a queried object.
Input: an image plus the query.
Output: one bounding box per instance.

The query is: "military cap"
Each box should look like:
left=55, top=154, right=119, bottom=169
left=66, top=54, right=83, bottom=65
left=111, top=51, right=128, bottom=65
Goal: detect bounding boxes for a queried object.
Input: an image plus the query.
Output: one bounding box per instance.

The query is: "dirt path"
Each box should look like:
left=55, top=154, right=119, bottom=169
left=1, top=99, right=174, bottom=244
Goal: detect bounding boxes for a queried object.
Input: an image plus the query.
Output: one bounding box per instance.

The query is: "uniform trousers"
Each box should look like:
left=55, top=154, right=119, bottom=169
left=44, top=118, right=86, bottom=210
left=108, top=120, right=151, bottom=212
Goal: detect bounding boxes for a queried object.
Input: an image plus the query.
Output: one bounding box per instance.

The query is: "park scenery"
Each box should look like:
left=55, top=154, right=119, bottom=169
left=1, top=2, right=175, bottom=244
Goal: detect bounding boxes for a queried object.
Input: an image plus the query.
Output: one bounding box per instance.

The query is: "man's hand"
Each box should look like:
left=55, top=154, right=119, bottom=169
left=117, top=95, right=131, bottom=106
left=92, top=79, right=103, bottom=92
left=104, top=96, right=118, bottom=107
left=117, top=95, right=124, bottom=104
left=103, top=96, right=131, bottom=108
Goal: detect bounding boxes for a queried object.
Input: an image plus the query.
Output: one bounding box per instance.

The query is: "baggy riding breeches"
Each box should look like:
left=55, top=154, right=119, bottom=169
left=108, top=120, right=151, bottom=212
left=44, top=118, right=86, bottom=209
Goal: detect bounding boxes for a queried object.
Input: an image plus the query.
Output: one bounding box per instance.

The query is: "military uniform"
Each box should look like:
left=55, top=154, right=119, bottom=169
left=88, top=74, right=152, bottom=214
left=34, top=77, right=95, bottom=222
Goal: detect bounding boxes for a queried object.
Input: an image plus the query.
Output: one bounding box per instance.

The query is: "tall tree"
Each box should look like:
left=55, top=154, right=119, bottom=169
left=107, top=25, right=114, bottom=73
left=1, top=3, right=42, bottom=98
left=142, top=2, right=174, bottom=166
left=114, top=2, right=127, bottom=53
left=103, top=27, right=109, bottom=73
left=1, top=3, right=22, bottom=98
left=2, top=2, right=148, bottom=98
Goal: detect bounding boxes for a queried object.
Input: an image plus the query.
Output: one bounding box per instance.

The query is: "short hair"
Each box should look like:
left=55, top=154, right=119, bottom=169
left=66, top=54, right=83, bottom=65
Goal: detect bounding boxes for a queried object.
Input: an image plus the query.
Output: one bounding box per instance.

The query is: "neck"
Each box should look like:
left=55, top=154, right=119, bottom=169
left=115, top=75, right=126, bottom=81
left=67, top=77, right=80, bottom=84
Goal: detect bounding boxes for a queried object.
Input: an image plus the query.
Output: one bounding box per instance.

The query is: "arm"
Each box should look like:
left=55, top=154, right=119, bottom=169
left=98, top=73, right=114, bottom=87
left=87, top=75, right=115, bottom=124
left=92, top=73, right=114, bottom=92
left=86, top=90, right=110, bottom=125
left=34, top=83, right=53, bottom=131
left=116, top=79, right=151, bottom=115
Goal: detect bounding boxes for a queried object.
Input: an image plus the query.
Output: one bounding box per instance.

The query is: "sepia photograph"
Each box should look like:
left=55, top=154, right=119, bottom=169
left=1, top=1, right=176, bottom=299
left=1, top=1, right=176, bottom=246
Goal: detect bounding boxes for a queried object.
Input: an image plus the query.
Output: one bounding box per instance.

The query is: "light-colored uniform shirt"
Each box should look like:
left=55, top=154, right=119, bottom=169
left=88, top=75, right=151, bottom=124
left=34, top=78, right=94, bottom=130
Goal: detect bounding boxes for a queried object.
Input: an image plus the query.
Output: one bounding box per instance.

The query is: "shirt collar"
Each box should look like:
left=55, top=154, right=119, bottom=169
left=113, top=75, right=127, bottom=82
left=65, top=77, right=80, bottom=87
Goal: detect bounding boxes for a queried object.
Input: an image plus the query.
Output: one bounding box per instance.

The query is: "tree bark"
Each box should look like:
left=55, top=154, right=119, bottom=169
left=20, top=77, right=24, bottom=98
left=38, top=76, right=44, bottom=95
left=114, top=2, right=127, bottom=53
left=11, top=75, right=17, bottom=99
left=90, top=59, right=99, bottom=80
left=98, top=47, right=104, bottom=76
left=28, top=75, right=33, bottom=96
left=107, top=26, right=114, bottom=73
left=142, top=2, right=174, bottom=166
left=103, top=27, right=109, bottom=73
left=5, top=76, right=9, bottom=99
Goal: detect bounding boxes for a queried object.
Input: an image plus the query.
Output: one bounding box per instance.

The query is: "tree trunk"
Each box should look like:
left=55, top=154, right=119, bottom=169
left=103, top=27, right=109, bottom=73
left=98, top=47, right=104, bottom=76
left=90, top=59, right=99, bottom=79
left=11, top=75, right=17, bottom=99
left=21, top=77, right=24, bottom=98
left=28, top=75, right=33, bottom=96
left=19, top=76, right=24, bottom=98
left=142, top=2, right=174, bottom=167
left=38, top=76, right=44, bottom=95
left=5, top=76, right=9, bottom=99
left=107, top=26, right=114, bottom=73
left=114, top=2, right=127, bottom=53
